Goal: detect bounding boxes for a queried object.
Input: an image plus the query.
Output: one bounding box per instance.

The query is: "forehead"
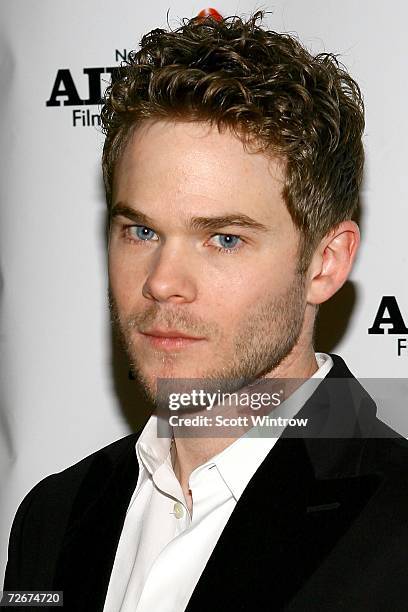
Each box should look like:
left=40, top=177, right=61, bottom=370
left=113, top=119, right=287, bottom=221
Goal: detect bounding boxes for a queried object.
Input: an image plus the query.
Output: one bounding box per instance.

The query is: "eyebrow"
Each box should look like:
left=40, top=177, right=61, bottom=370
left=110, top=203, right=270, bottom=233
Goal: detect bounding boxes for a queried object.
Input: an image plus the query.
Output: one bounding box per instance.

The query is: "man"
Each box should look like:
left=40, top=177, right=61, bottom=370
left=4, top=10, right=408, bottom=612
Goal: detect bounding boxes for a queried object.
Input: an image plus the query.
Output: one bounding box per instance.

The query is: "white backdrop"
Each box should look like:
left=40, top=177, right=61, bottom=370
left=1, top=0, right=408, bottom=585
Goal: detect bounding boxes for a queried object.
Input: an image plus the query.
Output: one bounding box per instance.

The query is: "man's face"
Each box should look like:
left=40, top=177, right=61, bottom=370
left=108, top=120, right=307, bottom=402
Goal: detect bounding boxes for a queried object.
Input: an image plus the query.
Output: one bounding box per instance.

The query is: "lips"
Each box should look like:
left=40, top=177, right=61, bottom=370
left=139, top=328, right=206, bottom=350
left=141, top=329, right=205, bottom=340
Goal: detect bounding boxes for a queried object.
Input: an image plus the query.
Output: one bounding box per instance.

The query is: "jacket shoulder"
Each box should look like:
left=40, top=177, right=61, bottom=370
left=3, top=432, right=139, bottom=590
left=28, top=431, right=139, bottom=499
left=21, top=431, right=139, bottom=516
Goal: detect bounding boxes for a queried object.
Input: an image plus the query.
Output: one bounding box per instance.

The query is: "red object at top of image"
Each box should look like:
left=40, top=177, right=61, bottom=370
left=196, top=8, right=223, bottom=21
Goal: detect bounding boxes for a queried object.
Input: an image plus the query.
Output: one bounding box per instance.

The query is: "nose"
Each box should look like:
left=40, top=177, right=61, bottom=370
left=142, top=240, right=197, bottom=304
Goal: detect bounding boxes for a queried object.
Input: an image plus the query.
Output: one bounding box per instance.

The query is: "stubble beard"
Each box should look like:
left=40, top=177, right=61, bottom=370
left=109, top=272, right=306, bottom=405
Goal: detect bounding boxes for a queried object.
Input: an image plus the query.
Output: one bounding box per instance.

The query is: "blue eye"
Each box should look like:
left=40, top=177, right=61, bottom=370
left=128, top=225, right=158, bottom=241
left=213, top=234, right=242, bottom=250
left=217, top=235, right=240, bottom=248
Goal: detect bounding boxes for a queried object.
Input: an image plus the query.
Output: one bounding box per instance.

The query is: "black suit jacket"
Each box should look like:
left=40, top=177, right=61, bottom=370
left=4, top=355, right=408, bottom=611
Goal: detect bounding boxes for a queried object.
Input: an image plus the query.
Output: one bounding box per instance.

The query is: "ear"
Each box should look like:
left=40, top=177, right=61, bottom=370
left=306, top=221, right=360, bottom=305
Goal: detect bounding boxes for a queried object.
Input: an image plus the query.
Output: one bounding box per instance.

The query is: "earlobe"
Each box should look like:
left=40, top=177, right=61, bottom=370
left=306, top=221, right=360, bottom=305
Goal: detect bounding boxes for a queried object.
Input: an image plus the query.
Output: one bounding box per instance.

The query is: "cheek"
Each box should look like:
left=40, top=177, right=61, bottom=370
left=201, top=273, right=267, bottom=330
left=211, top=259, right=296, bottom=309
left=108, top=251, right=143, bottom=305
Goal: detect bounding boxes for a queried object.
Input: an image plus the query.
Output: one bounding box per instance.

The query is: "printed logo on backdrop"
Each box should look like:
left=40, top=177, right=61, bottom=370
left=45, top=9, right=224, bottom=128
left=368, top=296, right=408, bottom=357
left=45, top=50, right=129, bottom=127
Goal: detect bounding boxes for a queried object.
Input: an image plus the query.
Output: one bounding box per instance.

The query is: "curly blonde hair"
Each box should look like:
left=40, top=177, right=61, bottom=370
left=101, top=10, right=364, bottom=270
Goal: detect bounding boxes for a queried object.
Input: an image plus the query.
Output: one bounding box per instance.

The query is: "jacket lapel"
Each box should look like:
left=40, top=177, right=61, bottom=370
left=185, top=357, right=382, bottom=611
left=52, top=437, right=139, bottom=612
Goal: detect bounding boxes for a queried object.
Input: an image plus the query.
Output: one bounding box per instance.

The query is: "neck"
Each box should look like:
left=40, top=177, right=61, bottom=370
left=171, top=341, right=319, bottom=512
left=171, top=435, right=233, bottom=513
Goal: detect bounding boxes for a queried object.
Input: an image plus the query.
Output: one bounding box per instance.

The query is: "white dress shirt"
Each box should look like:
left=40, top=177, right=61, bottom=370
left=103, top=353, right=333, bottom=612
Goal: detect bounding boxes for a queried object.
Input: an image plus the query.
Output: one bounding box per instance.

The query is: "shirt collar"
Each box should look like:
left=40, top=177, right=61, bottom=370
left=134, top=353, right=334, bottom=501
left=136, top=414, right=171, bottom=477
left=209, top=352, right=333, bottom=499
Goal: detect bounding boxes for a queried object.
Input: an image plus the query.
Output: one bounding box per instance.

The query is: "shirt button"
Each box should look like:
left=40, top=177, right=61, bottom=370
left=173, top=502, right=185, bottom=519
